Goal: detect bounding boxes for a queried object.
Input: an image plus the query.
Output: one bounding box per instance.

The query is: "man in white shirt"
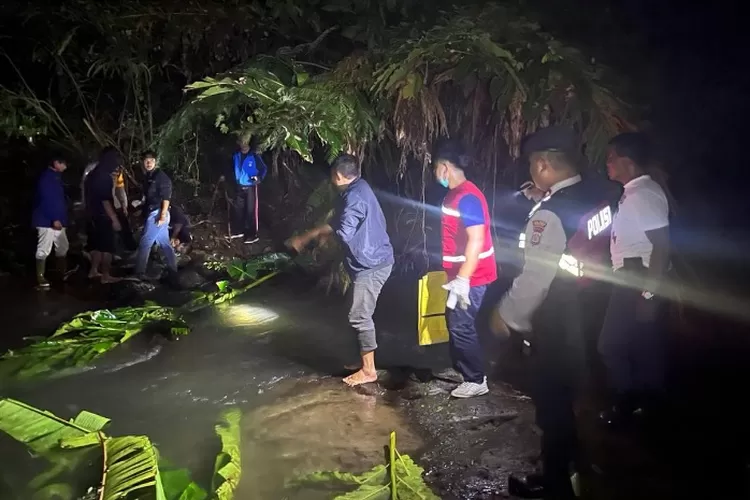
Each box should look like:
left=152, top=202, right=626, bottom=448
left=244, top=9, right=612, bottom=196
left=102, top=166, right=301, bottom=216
left=598, top=132, right=671, bottom=428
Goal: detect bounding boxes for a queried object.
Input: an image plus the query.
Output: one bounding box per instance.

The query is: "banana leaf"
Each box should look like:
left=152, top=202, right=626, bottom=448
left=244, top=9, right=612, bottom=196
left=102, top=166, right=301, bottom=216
left=0, top=305, right=189, bottom=380
left=100, top=435, right=166, bottom=500
left=211, top=409, right=241, bottom=500
left=289, top=432, right=439, bottom=500
left=0, top=398, right=109, bottom=456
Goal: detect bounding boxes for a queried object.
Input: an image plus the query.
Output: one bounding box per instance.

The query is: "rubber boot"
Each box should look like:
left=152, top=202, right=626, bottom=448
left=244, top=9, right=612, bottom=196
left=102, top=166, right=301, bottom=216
left=36, top=259, right=49, bottom=288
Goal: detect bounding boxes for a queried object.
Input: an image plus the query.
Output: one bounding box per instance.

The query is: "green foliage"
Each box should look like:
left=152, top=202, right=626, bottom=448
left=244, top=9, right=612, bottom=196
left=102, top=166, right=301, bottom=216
left=368, top=3, right=631, bottom=167
left=289, top=432, right=438, bottom=499
left=0, top=304, right=189, bottom=380
left=100, top=435, right=167, bottom=500
left=0, top=399, right=237, bottom=500
left=0, top=399, right=109, bottom=456
left=211, top=409, right=242, bottom=500
left=158, top=64, right=378, bottom=165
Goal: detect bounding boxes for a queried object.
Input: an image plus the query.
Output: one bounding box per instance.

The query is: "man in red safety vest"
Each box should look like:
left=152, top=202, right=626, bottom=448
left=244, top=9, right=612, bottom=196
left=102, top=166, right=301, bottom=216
left=432, top=139, right=497, bottom=398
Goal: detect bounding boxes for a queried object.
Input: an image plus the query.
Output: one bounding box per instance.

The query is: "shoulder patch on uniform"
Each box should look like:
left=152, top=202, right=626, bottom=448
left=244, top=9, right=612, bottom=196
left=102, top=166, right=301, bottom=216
left=530, top=232, right=542, bottom=246
left=532, top=220, right=547, bottom=233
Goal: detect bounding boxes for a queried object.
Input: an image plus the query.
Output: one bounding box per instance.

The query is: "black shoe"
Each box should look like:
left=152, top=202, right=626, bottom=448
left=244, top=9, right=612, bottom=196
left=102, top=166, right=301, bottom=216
left=508, top=473, right=544, bottom=498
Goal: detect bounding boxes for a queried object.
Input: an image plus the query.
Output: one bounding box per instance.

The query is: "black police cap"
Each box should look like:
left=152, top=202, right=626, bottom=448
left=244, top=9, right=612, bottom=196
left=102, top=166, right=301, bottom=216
left=521, top=126, right=577, bottom=157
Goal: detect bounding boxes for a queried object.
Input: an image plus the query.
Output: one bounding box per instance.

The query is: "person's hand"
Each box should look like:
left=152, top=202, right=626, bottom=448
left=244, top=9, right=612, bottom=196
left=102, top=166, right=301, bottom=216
left=112, top=218, right=122, bottom=232
left=285, top=236, right=305, bottom=254
left=520, top=181, right=545, bottom=203
left=251, top=176, right=259, bottom=184
left=489, top=307, right=511, bottom=339
left=121, top=206, right=128, bottom=217
left=443, top=276, right=471, bottom=310
left=171, top=237, right=180, bottom=248
left=636, top=295, right=658, bottom=323
left=156, top=213, right=167, bottom=226
left=52, top=220, right=62, bottom=230
left=218, top=175, right=225, bottom=183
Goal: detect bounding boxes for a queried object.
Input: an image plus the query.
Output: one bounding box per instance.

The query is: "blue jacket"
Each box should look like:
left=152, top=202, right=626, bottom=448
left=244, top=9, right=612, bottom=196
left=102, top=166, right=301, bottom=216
left=233, top=151, right=267, bottom=187
left=331, top=178, right=394, bottom=277
left=32, top=168, right=68, bottom=228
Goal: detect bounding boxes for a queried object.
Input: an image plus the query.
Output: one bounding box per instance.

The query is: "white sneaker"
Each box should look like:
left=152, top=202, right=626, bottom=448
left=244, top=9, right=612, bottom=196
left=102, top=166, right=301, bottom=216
left=450, top=377, right=489, bottom=398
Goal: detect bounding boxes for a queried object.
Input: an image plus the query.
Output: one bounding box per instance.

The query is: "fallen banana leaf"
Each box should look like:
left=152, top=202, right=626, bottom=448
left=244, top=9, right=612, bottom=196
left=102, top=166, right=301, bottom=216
left=289, top=432, right=439, bottom=500
left=211, top=409, right=242, bottom=500
left=0, top=399, right=109, bottom=455
left=100, top=435, right=166, bottom=500
left=0, top=304, right=188, bottom=380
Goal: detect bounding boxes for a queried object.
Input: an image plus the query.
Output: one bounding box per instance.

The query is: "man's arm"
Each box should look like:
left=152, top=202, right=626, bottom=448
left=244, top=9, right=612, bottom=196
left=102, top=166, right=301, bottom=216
left=333, top=199, right=366, bottom=245
left=496, top=209, right=567, bottom=332
left=157, top=173, right=172, bottom=225
left=644, top=226, right=670, bottom=293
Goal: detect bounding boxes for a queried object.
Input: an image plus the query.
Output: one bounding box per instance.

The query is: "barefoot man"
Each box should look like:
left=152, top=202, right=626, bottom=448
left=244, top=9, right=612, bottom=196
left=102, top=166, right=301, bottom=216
left=286, top=154, right=394, bottom=387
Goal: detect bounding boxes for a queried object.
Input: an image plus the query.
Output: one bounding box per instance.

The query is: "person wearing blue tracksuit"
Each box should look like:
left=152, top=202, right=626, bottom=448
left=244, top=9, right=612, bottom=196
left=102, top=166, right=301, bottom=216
left=228, top=138, right=267, bottom=244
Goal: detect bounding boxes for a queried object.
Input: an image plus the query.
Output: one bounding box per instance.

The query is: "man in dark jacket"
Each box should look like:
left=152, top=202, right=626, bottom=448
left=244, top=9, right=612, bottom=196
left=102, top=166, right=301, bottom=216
left=134, top=150, right=177, bottom=278
left=286, top=154, right=394, bottom=387
left=32, top=154, right=70, bottom=288
left=226, top=137, right=267, bottom=244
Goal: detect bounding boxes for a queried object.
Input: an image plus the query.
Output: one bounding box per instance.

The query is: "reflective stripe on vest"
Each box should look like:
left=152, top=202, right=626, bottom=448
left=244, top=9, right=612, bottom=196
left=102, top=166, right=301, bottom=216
left=518, top=232, right=582, bottom=277
left=442, top=246, right=495, bottom=263
left=441, top=203, right=495, bottom=263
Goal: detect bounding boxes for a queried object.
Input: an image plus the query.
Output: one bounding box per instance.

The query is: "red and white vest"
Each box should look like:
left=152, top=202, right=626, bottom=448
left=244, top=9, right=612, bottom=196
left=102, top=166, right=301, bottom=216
left=441, top=181, right=498, bottom=287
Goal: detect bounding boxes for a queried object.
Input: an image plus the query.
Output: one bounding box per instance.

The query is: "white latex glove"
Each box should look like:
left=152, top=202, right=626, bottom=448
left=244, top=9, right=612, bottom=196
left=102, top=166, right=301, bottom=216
left=443, top=275, right=471, bottom=310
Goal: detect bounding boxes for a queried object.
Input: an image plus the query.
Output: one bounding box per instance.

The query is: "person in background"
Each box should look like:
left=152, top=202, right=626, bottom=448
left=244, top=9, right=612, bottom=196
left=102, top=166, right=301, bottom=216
left=285, top=154, right=394, bottom=387
left=112, top=166, right=137, bottom=253
left=598, top=132, right=670, bottom=428
left=32, top=154, right=70, bottom=288
left=433, top=139, right=497, bottom=398
left=225, top=137, right=267, bottom=244
left=134, top=151, right=177, bottom=279
left=491, top=126, right=612, bottom=499
left=169, top=204, right=192, bottom=253
left=80, top=152, right=136, bottom=255
left=84, top=147, right=122, bottom=283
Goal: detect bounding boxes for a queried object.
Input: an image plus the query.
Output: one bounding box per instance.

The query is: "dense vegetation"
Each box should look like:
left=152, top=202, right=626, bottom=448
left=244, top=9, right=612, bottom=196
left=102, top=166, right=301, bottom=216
left=0, top=0, right=635, bottom=273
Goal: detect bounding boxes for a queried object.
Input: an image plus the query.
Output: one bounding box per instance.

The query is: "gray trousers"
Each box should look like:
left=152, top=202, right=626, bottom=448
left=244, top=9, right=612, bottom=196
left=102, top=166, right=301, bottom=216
left=347, top=265, right=392, bottom=353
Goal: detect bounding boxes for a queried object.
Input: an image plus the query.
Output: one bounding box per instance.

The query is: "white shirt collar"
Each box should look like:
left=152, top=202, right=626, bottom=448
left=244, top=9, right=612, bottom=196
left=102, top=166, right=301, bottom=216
left=623, top=174, right=651, bottom=190
left=548, top=174, right=582, bottom=196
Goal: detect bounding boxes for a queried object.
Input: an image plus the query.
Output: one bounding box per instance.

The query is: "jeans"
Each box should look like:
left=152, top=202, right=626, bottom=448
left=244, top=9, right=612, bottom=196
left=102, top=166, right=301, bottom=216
left=446, top=284, right=487, bottom=384
left=135, top=209, right=177, bottom=275
left=347, top=265, right=392, bottom=353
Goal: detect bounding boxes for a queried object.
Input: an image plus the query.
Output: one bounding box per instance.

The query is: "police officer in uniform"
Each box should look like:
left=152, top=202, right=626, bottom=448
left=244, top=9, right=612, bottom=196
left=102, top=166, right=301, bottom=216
left=598, top=132, right=670, bottom=427
left=491, top=126, right=614, bottom=499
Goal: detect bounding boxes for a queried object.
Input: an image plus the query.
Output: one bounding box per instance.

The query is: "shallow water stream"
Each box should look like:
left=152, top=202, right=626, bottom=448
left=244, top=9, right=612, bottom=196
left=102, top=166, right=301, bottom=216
left=0, top=281, right=431, bottom=499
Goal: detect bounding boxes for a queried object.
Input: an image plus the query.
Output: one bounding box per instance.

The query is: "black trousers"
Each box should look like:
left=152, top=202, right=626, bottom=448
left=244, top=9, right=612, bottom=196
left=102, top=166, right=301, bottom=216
left=231, top=186, right=259, bottom=238
left=530, top=294, right=584, bottom=499
left=115, top=209, right=137, bottom=252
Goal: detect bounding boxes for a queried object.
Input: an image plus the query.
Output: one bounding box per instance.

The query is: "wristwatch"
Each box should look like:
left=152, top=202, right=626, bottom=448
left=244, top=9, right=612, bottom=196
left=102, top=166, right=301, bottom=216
left=641, top=291, right=654, bottom=300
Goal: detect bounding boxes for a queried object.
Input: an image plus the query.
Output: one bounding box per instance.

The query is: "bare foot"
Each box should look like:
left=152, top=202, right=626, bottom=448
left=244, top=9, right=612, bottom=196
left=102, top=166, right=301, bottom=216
left=88, top=272, right=102, bottom=280
left=101, top=275, right=122, bottom=284
left=343, top=369, right=378, bottom=387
